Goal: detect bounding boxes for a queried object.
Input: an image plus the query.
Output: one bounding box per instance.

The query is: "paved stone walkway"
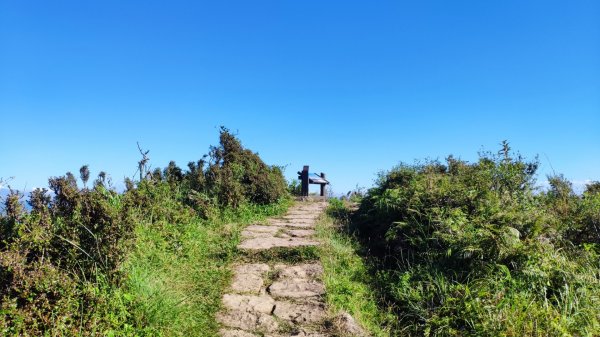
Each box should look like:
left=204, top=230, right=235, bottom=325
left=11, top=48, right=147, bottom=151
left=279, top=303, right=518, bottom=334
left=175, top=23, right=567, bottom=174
left=218, top=202, right=366, bottom=337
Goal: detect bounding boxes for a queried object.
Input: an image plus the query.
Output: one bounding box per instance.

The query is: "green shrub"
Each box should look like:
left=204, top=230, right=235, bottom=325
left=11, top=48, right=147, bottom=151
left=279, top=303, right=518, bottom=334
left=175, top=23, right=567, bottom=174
left=204, top=127, right=287, bottom=207
left=352, top=143, right=600, bottom=336
left=287, top=179, right=302, bottom=196
left=544, top=177, right=600, bottom=249
left=0, top=127, right=290, bottom=336
left=0, top=173, right=135, bottom=335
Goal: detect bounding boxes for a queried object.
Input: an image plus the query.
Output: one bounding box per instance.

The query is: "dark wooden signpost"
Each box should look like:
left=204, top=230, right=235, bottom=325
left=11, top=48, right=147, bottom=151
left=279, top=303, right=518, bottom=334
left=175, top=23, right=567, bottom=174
left=297, top=165, right=329, bottom=197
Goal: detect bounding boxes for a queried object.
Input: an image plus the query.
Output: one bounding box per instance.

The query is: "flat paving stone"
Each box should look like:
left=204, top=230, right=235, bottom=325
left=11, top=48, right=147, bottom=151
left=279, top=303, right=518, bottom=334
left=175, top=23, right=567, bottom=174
left=239, top=237, right=320, bottom=250
left=274, top=263, right=323, bottom=279
left=222, top=294, right=275, bottom=314
left=273, top=300, right=327, bottom=324
left=242, top=225, right=282, bottom=239
left=269, top=278, right=325, bottom=299
left=242, top=230, right=278, bottom=239
left=231, top=264, right=270, bottom=294
left=217, top=310, right=279, bottom=333
left=244, top=225, right=280, bottom=233
left=231, top=272, right=264, bottom=294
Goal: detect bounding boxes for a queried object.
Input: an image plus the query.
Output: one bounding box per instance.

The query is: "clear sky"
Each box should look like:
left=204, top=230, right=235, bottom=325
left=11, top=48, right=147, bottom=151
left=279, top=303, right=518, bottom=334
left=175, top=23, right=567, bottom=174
left=1, top=1, right=599, bottom=195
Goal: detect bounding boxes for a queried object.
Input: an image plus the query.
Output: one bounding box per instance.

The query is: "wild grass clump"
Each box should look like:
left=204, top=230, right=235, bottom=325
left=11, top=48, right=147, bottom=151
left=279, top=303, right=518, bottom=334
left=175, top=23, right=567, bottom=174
left=121, top=192, right=289, bottom=336
left=0, top=128, right=290, bottom=336
left=351, top=142, right=600, bottom=336
left=317, top=199, right=395, bottom=337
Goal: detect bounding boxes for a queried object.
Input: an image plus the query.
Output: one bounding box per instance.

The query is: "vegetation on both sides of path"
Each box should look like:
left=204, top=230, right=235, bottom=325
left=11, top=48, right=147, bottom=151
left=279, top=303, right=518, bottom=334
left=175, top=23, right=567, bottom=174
left=2, top=132, right=599, bottom=336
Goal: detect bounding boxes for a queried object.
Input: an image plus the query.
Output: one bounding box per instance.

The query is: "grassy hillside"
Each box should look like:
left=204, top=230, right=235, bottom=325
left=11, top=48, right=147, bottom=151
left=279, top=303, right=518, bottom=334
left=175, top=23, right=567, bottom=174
left=3, top=136, right=598, bottom=336
left=0, top=128, right=290, bottom=336
left=327, top=143, right=599, bottom=336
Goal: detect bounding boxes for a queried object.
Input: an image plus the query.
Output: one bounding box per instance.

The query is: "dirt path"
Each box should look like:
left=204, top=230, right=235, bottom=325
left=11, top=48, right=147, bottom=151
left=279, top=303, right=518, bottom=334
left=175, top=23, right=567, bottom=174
left=217, top=201, right=365, bottom=337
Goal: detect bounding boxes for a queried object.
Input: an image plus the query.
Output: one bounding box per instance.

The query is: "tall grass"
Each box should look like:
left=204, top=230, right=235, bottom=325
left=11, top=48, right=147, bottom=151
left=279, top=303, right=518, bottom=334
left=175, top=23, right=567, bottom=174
left=316, top=200, right=395, bottom=337
left=118, top=200, right=290, bottom=336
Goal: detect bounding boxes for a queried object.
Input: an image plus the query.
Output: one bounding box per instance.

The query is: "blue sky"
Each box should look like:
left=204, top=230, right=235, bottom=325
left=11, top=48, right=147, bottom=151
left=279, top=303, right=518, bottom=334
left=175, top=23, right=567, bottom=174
left=1, top=1, right=599, bottom=195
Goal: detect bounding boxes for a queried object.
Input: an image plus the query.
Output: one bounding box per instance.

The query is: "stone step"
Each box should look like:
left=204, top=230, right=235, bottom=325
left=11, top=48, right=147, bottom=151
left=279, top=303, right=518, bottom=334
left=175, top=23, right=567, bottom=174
left=218, top=202, right=365, bottom=337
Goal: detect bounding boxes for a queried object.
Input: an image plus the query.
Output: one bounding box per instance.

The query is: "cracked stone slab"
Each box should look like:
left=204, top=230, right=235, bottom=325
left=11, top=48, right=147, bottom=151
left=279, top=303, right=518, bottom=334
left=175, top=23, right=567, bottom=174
left=222, top=294, right=275, bottom=314
left=242, top=225, right=282, bottom=239
left=217, top=310, right=279, bottom=333
left=269, top=278, right=325, bottom=298
left=239, top=237, right=320, bottom=250
left=273, top=300, right=327, bottom=324
left=274, top=263, right=323, bottom=279
left=231, top=273, right=264, bottom=294
left=231, top=264, right=270, bottom=294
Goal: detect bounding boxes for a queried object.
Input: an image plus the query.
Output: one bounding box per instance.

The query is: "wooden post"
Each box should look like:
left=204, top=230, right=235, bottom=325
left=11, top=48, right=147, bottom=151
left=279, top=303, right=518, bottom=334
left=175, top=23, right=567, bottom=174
left=320, top=172, right=326, bottom=197
left=300, top=166, right=309, bottom=197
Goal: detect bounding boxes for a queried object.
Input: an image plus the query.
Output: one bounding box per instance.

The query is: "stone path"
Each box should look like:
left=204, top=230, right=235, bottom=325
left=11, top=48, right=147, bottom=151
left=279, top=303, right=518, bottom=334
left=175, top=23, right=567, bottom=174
left=218, top=202, right=367, bottom=337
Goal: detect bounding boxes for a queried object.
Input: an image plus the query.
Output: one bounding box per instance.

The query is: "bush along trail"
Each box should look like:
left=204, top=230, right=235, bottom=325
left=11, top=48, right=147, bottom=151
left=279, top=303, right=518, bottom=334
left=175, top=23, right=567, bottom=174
left=218, top=201, right=369, bottom=337
left=329, top=143, right=600, bottom=336
left=0, top=128, right=290, bottom=336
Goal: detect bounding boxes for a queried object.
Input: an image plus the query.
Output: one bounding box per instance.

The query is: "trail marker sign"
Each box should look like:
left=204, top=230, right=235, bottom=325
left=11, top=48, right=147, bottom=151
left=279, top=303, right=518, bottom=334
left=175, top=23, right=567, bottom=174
left=297, top=165, right=329, bottom=197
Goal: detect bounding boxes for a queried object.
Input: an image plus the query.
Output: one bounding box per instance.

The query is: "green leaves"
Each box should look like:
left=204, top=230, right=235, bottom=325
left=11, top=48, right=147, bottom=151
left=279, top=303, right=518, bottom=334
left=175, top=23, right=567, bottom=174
left=204, top=128, right=287, bottom=208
